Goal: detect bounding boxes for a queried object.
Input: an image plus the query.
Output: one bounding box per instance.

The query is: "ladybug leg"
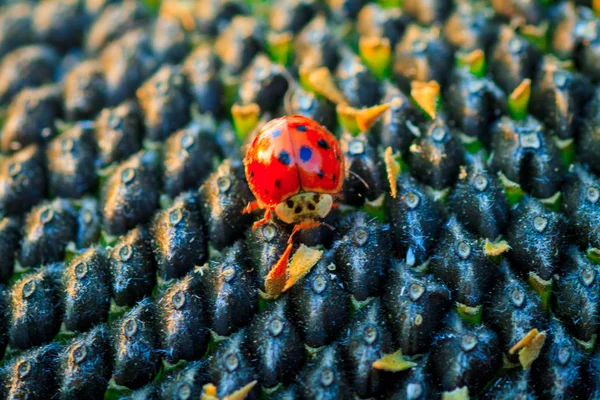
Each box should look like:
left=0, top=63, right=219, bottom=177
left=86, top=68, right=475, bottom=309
left=287, top=220, right=322, bottom=243
left=251, top=209, right=272, bottom=230
left=265, top=241, right=294, bottom=296
left=242, top=201, right=260, bottom=214
left=265, top=219, right=322, bottom=296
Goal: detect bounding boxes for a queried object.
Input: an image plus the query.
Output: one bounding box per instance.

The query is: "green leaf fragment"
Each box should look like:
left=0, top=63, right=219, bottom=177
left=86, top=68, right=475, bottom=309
left=539, top=191, right=561, bottom=212
left=587, top=248, right=600, bottom=264
left=363, top=194, right=386, bottom=222
left=267, top=32, right=293, bottom=66
left=459, top=134, right=484, bottom=154
left=231, top=103, right=260, bottom=141
left=359, top=36, right=391, bottom=80
left=498, top=172, right=525, bottom=205
left=554, top=136, right=575, bottom=166
left=442, top=387, right=470, bottom=400
left=456, top=49, right=486, bottom=78
left=575, top=334, right=597, bottom=354
left=456, top=302, right=483, bottom=325
left=372, top=349, right=417, bottom=372
left=508, top=79, right=531, bottom=121
left=411, top=81, right=441, bottom=120
left=527, top=272, right=553, bottom=314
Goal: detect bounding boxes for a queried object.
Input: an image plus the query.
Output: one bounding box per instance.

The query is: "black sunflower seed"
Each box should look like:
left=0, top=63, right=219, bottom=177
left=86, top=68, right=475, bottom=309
left=57, top=325, right=113, bottom=400
left=157, top=274, right=209, bottom=363
left=63, top=247, right=111, bottom=332
left=112, top=298, right=161, bottom=389
left=109, top=226, right=156, bottom=307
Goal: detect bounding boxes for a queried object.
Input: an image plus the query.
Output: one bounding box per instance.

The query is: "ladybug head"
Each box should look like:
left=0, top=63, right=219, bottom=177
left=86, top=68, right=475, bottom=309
left=274, top=192, right=333, bottom=224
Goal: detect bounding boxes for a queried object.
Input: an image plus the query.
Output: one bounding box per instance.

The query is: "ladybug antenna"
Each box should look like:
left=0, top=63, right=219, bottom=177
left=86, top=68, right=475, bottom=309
left=284, top=85, right=295, bottom=116
left=349, top=170, right=370, bottom=190
left=281, top=69, right=298, bottom=116
left=320, top=221, right=335, bottom=231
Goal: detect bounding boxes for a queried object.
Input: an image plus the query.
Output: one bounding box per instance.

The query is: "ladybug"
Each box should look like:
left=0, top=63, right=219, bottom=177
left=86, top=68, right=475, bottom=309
left=243, top=115, right=344, bottom=291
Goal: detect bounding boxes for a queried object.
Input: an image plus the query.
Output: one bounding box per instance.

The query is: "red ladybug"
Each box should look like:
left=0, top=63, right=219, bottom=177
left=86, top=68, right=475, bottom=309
left=243, top=115, right=344, bottom=292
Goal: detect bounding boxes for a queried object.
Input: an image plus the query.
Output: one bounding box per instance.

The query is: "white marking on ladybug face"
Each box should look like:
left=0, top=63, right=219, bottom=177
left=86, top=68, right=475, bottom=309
left=275, top=193, right=333, bottom=224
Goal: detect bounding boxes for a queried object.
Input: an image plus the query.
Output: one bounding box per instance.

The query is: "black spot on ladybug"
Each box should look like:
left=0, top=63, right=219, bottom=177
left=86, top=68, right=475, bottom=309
left=275, top=180, right=281, bottom=189
left=300, top=146, right=313, bottom=162
left=295, top=206, right=303, bottom=214
left=318, top=170, right=325, bottom=179
left=272, top=129, right=281, bottom=138
left=308, top=203, right=316, bottom=211
left=317, top=139, right=330, bottom=150
left=313, top=194, right=320, bottom=202
left=296, top=125, right=307, bottom=132
left=332, top=174, right=337, bottom=182
left=278, top=151, right=291, bottom=166
left=286, top=200, right=294, bottom=208
left=249, top=172, right=254, bottom=179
